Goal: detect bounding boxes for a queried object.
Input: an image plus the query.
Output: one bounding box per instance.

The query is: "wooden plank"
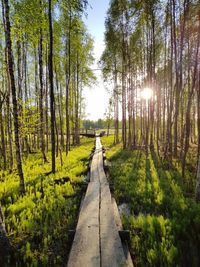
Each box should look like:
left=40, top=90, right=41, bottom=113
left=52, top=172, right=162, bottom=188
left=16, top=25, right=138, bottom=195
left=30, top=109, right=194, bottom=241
left=96, top=136, right=102, bottom=150
left=112, top=198, right=123, bottom=230
left=112, top=198, right=134, bottom=267
left=67, top=139, right=100, bottom=267
left=100, top=185, right=127, bottom=267
left=67, top=180, right=100, bottom=267
left=90, top=146, right=99, bottom=183
left=68, top=137, right=129, bottom=267
left=98, top=138, right=127, bottom=267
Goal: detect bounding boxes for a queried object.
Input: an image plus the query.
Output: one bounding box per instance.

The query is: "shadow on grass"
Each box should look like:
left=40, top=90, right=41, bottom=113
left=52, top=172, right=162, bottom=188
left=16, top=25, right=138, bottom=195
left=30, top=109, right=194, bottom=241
left=108, top=146, right=200, bottom=267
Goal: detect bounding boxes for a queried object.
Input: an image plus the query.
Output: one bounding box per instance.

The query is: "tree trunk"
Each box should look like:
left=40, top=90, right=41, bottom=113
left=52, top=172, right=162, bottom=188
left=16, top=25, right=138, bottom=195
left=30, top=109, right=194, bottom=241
left=3, top=0, right=25, bottom=193
left=39, top=14, right=47, bottom=163
left=65, top=7, right=71, bottom=155
left=172, top=0, right=179, bottom=157
left=198, top=72, right=200, bottom=155
left=196, top=155, right=200, bottom=201
left=48, top=0, right=56, bottom=173
left=0, top=92, right=6, bottom=170
left=182, top=16, right=200, bottom=178
left=45, top=43, right=49, bottom=152
left=0, top=106, right=6, bottom=170
left=55, top=65, right=64, bottom=150
left=114, top=59, right=119, bottom=144
left=6, top=93, right=13, bottom=171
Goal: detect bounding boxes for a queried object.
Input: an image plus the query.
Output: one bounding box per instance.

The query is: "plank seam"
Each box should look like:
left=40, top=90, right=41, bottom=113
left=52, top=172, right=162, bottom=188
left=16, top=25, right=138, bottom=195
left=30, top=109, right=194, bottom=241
left=98, top=151, right=102, bottom=267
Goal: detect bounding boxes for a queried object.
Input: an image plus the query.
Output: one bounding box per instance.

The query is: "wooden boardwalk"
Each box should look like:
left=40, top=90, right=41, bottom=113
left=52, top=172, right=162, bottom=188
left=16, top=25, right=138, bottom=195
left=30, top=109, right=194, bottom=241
left=67, top=137, right=133, bottom=267
left=80, top=129, right=96, bottom=138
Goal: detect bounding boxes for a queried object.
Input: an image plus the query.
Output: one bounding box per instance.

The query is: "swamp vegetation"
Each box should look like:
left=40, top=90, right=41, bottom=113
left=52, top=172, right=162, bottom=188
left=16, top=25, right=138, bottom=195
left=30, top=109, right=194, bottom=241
left=1, top=0, right=200, bottom=266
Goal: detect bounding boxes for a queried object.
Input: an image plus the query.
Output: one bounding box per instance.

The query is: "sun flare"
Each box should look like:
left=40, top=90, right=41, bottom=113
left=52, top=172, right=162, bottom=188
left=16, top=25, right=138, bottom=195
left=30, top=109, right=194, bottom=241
left=141, top=88, right=153, bottom=100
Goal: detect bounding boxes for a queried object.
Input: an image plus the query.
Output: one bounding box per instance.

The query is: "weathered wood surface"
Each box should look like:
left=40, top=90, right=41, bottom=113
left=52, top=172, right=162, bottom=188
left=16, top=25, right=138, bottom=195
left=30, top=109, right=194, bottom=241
left=67, top=138, right=100, bottom=267
left=67, top=137, right=132, bottom=267
left=112, top=198, right=134, bottom=267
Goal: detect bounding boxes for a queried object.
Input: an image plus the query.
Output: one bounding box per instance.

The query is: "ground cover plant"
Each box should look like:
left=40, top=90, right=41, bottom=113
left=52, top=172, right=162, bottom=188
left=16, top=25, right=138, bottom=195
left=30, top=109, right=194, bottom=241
left=0, top=138, right=94, bottom=266
left=1, top=0, right=200, bottom=266
left=102, top=135, right=200, bottom=267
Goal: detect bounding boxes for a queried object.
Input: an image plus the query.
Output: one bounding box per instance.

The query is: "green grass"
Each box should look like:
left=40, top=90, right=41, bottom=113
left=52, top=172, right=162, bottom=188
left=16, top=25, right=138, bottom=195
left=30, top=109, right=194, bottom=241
left=0, top=137, right=95, bottom=266
left=102, top=135, right=200, bottom=267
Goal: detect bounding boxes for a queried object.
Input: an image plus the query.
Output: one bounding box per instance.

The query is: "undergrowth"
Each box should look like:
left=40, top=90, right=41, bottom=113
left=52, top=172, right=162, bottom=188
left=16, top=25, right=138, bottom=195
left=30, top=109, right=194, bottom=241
left=0, top=137, right=94, bottom=266
left=102, top=135, right=200, bottom=267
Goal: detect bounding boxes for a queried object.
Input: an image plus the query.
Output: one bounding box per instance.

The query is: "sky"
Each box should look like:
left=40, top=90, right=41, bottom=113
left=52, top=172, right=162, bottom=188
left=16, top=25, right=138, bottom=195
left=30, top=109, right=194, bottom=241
left=83, top=0, right=110, bottom=121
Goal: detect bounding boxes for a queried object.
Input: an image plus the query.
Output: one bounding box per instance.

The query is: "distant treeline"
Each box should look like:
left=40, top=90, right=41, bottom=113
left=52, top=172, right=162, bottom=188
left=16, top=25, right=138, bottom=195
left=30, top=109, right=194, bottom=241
left=82, top=119, right=122, bottom=129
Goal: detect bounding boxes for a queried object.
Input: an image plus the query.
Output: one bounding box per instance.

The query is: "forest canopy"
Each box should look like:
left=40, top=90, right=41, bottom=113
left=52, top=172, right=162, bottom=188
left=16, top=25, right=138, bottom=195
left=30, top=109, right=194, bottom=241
left=101, top=0, right=200, bottom=199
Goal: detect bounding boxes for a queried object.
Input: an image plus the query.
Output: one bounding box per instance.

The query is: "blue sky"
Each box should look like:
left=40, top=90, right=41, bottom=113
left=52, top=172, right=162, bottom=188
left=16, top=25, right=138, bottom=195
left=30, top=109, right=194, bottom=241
left=83, top=0, right=110, bottom=121
left=85, top=1, right=108, bottom=43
